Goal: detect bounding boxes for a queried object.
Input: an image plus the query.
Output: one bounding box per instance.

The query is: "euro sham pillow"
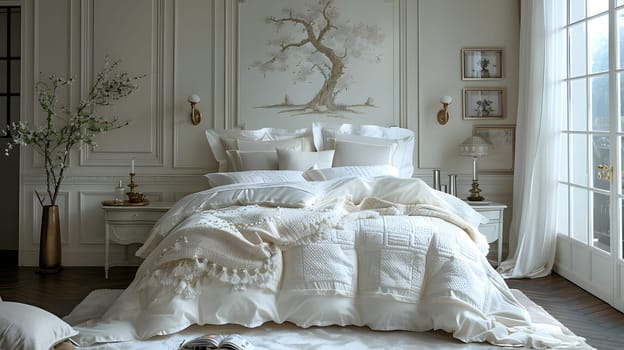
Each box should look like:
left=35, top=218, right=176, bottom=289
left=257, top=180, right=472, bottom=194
left=226, top=150, right=279, bottom=171
left=312, top=122, right=415, bottom=178
left=0, top=301, right=78, bottom=350
left=205, top=128, right=313, bottom=172
left=277, top=149, right=335, bottom=171
left=302, top=165, right=400, bottom=181
left=204, top=170, right=305, bottom=187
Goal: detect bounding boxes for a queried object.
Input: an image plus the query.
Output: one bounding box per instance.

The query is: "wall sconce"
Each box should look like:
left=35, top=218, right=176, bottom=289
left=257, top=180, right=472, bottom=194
left=437, top=95, right=452, bottom=125
left=187, top=94, right=201, bottom=125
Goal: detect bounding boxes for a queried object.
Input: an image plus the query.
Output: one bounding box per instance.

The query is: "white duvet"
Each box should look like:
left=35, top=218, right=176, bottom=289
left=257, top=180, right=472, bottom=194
left=73, top=176, right=583, bottom=348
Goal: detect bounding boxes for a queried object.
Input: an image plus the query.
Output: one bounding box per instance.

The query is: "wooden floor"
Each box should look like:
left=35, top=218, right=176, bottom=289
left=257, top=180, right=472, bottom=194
left=1, top=267, right=623, bottom=348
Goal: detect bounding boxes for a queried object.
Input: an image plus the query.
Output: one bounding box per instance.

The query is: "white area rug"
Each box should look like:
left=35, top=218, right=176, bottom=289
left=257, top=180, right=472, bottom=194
left=64, top=289, right=593, bottom=349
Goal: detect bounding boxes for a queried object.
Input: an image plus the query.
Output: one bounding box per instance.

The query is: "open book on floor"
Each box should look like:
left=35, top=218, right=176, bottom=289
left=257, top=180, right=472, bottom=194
left=180, top=334, right=254, bottom=350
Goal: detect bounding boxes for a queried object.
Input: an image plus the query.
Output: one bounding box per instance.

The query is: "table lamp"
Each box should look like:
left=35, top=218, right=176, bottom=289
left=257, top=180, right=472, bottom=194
left=458, top=135, right=489, bottom=201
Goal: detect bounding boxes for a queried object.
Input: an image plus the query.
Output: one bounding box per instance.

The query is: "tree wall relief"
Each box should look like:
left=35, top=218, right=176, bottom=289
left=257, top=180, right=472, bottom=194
left=252, top=0, right=384, bottom=116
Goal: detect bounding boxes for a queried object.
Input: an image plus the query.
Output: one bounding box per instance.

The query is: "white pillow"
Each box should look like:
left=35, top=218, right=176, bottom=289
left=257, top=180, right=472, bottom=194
left=206, top=128, right=313, bottom=171
left=332, top=139, right=397, bottom=167
left=312, top=122, right=415, bottom=177
left=226, top=150, right=278, bottom=171
left=0, top=301, right=78, bottom=350
left=303, top=165, right=400, bottom=181
left=237, top=137, right=309, bottom=152
left=277, top=149, right=335, bottom=171
left=205, top=170, right=305, bottom=187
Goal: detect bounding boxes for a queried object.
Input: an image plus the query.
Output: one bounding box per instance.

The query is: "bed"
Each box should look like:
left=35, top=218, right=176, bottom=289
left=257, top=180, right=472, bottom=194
left=69, top=123, right=584, bottom=349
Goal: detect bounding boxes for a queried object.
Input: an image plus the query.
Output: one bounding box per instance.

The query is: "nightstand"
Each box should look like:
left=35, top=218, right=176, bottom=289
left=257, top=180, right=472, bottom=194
left=467, top=202, right=507, bottom=267
left=101, top=201, right=174, bottom=278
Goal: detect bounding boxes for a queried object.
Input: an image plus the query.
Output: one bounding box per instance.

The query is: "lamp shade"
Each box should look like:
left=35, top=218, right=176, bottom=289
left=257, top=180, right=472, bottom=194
left=440, top=95, right=452, bottom=104
left=187, top=94, right=201, bottom=103
left=458, top=135, right=489, bottom=157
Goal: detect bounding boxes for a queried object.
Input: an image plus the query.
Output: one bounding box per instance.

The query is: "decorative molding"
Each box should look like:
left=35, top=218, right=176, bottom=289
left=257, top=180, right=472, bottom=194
left=397, top=0, right=407, bottom=128
left=78, top=191, right=109, bottom=244
left=23, top=174, right=210, bottom=186
left=79, top=0, right=165, bottom=167
left=226, top=0, right=237, bottom=129
left=172, top=0, right=215, bottom=169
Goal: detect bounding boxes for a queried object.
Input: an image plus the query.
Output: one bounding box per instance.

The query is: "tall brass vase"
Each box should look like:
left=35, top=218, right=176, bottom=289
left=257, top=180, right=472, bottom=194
left=37, top=205, right=63, bottom=274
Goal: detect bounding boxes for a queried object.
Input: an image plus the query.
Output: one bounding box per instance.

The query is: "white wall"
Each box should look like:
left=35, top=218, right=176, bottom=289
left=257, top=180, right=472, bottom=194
left=14, top=0, right=519, bottom=266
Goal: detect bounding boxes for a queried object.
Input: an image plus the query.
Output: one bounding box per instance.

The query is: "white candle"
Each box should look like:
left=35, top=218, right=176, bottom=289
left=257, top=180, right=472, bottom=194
left=131, top=159, right=135, bottom=174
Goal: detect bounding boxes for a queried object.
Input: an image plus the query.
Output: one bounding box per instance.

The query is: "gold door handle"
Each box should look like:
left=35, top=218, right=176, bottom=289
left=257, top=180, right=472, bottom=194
left=597, top=164, right=613, bottom=182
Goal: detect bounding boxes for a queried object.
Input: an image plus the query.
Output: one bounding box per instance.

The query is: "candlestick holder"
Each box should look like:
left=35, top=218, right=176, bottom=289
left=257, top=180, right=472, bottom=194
left=126, top=173, right=145, bottom=203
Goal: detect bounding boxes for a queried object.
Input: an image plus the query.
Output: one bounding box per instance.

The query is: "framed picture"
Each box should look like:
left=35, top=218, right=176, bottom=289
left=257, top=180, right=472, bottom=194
left=461, top=48, right=503, bottom=80
left=462, top=88, right=504, bottom=120
left=473, top=125, right=516, bottom=174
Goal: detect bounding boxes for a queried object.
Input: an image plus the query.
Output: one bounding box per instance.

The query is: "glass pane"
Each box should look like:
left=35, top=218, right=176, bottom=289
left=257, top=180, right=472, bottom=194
left=9, top=59, right=18, bottom=93
left=621, top=198, right=624, bottom=260
left=9, top=95, right=18, bottom=123
left=621, top=136, right=624, bottom=193
left=591, top=74, right=609, bottom=131
left=589, top=15, right=609, bottom=74
left=593, top=192, right=611, bottom=252
left=570, top=23, right=587, bottom=77
left=588, top=0, right=608, bottom=16
left=618, top=9, right=624, bottom=69
left=593, top=135, right=611, bottom=190
left=0, top=96, right=6, bottom=130
left=560, top=134, right=569, bottom=182
left=571, top=186, right=589, bottom=243
left=10, top=9, right=19, bottom=56
left=0, top=9, right=6, bottom=58
left=571, top=134, right=588, bottom=186
left=570, top=0, right=586, bottom=23
left=570, top=78, right=587, bottom=131
left=620, top=73, right=624, bottom=131
left=0, top=60, right=5, bottom=93
left=620, top=0, right=624, bottom=7
left=558, top=184, right=570, bottom=236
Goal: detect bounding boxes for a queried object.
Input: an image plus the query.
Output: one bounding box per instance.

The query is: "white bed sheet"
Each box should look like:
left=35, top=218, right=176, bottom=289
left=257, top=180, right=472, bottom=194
left=64, top=289, right=593, bottom=350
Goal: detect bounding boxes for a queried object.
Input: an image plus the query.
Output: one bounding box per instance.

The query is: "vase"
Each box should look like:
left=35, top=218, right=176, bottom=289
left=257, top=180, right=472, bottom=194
left=37, top=205, right=63, bottom=274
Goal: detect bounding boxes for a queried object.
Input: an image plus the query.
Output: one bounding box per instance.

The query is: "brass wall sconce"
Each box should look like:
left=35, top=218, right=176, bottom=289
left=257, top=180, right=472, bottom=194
left=188, top=94, right=201, bottom=125
left=437, top=95, right=452, bottom=125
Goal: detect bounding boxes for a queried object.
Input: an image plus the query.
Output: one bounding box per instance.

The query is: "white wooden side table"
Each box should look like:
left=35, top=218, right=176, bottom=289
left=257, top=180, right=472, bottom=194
left=101, top=201, right=174, bottom=278
left=468, top=202, right=507, bottom=266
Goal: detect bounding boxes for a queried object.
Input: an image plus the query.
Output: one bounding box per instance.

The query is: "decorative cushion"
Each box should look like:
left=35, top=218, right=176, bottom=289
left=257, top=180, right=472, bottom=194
left=0, top=301, right=78, bottom=350
left=332, top=139, right=397, bottom=167
left=205, top=170, right=305, bottom=187
left=302, top=165, right=400, bottom=181
left=277, top=149, right=335, bottom=171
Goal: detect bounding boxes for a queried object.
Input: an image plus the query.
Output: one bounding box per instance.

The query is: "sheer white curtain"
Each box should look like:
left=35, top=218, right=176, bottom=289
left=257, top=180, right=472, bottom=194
left=497, top=0, right=566, bottom=278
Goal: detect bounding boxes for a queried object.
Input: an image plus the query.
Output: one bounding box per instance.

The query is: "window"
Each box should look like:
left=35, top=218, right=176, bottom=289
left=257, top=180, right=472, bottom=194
left=558, top=0, right=624, bottom=257
left=0, top=6, right=20, bottom=135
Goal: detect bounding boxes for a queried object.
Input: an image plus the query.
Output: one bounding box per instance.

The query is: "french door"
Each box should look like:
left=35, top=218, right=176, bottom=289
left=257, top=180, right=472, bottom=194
left=557, top=0, right=624, bottom=312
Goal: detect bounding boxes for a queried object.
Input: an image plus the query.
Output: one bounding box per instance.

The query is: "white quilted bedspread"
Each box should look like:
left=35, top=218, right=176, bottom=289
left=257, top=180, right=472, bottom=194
left=72, top=176, right=584, bottom=349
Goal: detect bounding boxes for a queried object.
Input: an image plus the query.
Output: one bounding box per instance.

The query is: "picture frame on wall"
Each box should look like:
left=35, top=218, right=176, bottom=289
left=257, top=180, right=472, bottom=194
left=462, top=88, right=505, bottom=120
left=461, top=48, right=503, bottom=80
left=473, top=125, right=516, bottom=174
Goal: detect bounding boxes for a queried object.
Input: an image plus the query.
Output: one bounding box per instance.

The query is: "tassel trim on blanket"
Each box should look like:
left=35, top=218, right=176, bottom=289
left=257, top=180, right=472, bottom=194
left=136, top=254, right=281, bottom=299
